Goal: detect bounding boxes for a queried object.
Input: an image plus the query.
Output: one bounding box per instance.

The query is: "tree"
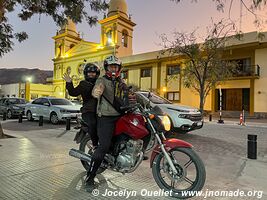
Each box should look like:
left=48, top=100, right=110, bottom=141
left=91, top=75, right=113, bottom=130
left=160, top=20, right=238, bottom=113
left=0, top=0, right=108, bottom=57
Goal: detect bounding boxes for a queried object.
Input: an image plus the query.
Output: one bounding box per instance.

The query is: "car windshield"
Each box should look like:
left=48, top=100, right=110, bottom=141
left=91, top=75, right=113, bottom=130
left=141, top=92, right=172, bottom=104
left=9, top=98, right=26, bottom=104
left=50, top=99, right=73, bottom=105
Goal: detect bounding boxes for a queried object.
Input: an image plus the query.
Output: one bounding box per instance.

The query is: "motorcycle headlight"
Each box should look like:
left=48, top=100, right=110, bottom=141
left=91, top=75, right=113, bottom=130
left=159, top=115, right=171, bottom=131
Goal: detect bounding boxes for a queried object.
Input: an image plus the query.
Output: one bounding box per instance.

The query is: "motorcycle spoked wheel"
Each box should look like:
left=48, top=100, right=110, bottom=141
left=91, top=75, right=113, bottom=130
left=152, top=147, right=206, bottom=199
left=79, top=136, right=106, bottom=174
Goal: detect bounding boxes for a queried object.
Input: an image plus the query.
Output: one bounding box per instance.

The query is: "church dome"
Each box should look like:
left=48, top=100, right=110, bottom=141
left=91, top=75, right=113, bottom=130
left=59, top=18, right=78, bottom=37
left=108, top=0, right=128, bottom=19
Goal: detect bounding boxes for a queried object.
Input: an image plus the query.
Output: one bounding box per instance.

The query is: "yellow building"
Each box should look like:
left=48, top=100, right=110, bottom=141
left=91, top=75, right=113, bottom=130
left=121, top=32, right=267, bottom=117
left=26, top=0, right=267, bottom=118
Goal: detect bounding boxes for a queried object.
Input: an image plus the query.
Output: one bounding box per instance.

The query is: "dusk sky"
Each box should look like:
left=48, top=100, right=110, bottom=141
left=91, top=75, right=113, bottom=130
left=1, top=0, right=266, bottom=70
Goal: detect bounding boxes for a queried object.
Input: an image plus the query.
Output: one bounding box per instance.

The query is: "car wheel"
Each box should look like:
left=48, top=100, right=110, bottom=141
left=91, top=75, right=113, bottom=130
left=27, top=111, right=33, bottom=121
left=7, top=110, right=13, bottom=119
left=50, top=112, right=59, bottom=125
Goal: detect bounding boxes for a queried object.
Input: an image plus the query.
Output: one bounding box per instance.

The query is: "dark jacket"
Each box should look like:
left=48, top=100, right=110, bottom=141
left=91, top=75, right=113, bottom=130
left=66, top=80, right=97, bottom=113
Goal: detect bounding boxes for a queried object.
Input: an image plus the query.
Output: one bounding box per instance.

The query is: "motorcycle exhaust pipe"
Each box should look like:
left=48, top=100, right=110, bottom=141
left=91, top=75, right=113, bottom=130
left=69, top=148, right=92, bottom=163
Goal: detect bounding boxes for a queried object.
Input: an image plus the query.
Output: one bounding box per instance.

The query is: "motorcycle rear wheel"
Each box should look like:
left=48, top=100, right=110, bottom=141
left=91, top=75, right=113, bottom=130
left=79, top=136, right=106, bottom=174
left=152, top=147, right=206, bottom=199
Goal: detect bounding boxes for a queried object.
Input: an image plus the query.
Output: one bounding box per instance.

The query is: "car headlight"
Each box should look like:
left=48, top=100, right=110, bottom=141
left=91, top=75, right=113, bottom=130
left=179, top=114, right=187, bottom=118
left=159, top=115, right=171, bottom=131
left=12, top=106, right=20, bottom=110
left=60, top=109, right=68, bottom=113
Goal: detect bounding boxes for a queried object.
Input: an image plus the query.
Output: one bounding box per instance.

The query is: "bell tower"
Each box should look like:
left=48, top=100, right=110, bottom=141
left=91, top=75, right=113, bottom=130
left=99, top=0, right=136, bottom=57
left=53, top=19, right=81, bottom=59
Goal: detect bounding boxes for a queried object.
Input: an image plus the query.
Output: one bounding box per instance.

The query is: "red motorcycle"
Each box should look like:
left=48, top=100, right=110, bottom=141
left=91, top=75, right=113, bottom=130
left=69, top=103, right=206, bottom=199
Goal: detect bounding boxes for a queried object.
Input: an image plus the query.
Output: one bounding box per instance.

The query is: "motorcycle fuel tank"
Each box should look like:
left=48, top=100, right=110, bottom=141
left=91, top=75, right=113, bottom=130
left=114, top=113, right=149, bottom=140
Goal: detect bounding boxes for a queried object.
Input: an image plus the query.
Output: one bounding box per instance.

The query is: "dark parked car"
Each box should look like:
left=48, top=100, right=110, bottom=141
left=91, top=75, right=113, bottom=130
left=0, top=97, right=27, bottom=119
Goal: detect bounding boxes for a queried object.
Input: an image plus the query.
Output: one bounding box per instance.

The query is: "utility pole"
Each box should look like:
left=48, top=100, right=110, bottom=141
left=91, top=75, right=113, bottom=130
left=218, top=86, right=224, bottom=124
left=0, top=122, right=4, bottom=138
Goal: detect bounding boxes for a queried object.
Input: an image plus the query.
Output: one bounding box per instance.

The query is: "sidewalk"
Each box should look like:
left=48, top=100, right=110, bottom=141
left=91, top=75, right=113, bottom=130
left=0, top=120, right=266, bottom=199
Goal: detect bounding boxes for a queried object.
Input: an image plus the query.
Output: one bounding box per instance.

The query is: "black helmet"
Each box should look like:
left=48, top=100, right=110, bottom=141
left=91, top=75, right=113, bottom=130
left=83, top=63, right=100, bottom=82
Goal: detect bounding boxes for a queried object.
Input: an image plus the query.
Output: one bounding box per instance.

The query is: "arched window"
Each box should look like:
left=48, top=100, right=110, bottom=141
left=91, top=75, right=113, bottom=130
left=122, top=30, right=128, bottom=47
left=70, top=44, right=75, bottom=49
left=106, top=29, right=113, bottom=45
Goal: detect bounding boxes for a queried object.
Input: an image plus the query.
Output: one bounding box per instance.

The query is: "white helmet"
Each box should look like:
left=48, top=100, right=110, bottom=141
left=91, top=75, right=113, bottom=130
left=104, top=55, right=122, bottom=78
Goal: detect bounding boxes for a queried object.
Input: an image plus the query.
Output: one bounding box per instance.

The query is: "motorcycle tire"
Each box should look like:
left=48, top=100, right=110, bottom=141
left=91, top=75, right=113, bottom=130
left=79, top=136, right=106, bottom=174
left=152, top=147, right=206, bottom=199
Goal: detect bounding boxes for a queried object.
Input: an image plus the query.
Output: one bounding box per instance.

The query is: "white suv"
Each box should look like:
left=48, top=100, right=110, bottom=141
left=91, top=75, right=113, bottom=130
left=135, top=91, right=203, bottom=134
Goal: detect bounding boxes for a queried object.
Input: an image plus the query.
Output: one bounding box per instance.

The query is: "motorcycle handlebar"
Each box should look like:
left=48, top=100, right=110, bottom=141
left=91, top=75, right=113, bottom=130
left=120, top=103, right=142, bottom=112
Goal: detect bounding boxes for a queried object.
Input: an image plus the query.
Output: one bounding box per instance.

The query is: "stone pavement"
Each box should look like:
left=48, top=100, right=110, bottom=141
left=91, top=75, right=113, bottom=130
left=204, top=117, right=267, bottom=128
left=0, top=119, right=267, bottom=199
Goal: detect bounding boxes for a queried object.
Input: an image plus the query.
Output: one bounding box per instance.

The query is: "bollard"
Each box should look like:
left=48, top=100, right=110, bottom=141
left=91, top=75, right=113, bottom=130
left=66, top=118, right=71, bottom=130
left=209, top=114, right=212, bottom=122
left=3, top=112, right=7, bottom=121
left=18, top=113, right=23, bottom=123
left=39, top=116, right=43, bottom=126
left=247, top=134, right=257, bottom=159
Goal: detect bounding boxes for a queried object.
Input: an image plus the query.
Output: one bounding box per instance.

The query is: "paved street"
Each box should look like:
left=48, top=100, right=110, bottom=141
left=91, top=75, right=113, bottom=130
left=0, top=118, right=266, bottom=199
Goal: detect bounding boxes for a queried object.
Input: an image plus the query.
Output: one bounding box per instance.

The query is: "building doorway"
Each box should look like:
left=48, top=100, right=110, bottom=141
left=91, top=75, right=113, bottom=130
left=215, top=88, right=250, bottom=111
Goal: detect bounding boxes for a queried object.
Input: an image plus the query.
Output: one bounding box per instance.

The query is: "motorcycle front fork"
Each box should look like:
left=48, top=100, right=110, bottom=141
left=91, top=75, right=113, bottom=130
left=147, top=118, right=178, bottom=175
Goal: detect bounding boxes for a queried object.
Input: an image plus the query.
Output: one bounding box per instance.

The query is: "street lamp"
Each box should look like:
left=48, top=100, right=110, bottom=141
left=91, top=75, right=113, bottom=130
left=162, top=86, right=167, bottom=98
left=26, top=76, right=32, bottom=83
left=25, top=76, right=32, bottom=101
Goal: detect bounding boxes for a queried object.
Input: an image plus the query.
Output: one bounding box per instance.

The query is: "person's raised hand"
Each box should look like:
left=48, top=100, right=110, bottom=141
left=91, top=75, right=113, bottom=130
left=63, top=73, right=72, bottom=83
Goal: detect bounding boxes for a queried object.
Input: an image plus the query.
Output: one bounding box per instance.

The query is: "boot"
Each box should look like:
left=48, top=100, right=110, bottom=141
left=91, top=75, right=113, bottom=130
left=85, top=160, right=97, bottom=192
left=85, top=158, right=102, bottom=192
left=85, top=174, right=97, bottom=192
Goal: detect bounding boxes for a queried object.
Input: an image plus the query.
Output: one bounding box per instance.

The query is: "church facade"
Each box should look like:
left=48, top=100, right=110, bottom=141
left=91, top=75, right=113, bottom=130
left=25, top=0, right=267, bottom=117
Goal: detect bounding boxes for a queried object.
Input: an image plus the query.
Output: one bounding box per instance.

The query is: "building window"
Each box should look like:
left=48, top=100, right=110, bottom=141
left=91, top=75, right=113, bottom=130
left=167, top=92, right=180, bottom=101
left=141, top=68, right=152, bottom=78
left=121, top=70, right=128, bottom=79
left=167, top=65, right=180, bottom=75
left=77, top=64, right=84, bottom=75
left=70, top=44, right=75, bottom=49
left=122, top=30, right=128, bottom=47
left=230, top=58, right=252, bottom=76
left=106, top=29, right=112, bottom=45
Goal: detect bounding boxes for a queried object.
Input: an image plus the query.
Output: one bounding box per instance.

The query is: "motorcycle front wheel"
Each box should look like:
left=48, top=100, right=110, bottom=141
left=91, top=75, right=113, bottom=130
left=79, top=136, right=106, bottom=174
left=152, top=147, right=206, bottom=199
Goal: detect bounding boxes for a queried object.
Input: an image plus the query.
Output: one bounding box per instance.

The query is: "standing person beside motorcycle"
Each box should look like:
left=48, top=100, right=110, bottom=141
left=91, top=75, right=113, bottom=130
left=85, top=55, right=129, bottom=190
left=63, top=63, right=100, bottom=149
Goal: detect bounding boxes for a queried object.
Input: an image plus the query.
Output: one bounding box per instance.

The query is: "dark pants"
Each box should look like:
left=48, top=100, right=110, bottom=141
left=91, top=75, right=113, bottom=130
left=82, top=112, right=98, bottom=147
left=87, top=115, right=119, bottom=180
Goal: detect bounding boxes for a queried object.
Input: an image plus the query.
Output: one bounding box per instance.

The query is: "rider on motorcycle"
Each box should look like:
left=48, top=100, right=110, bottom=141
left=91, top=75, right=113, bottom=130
left=85, top=55, right=129, bottom=190
left=63, top=63, right=100, bottom=148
